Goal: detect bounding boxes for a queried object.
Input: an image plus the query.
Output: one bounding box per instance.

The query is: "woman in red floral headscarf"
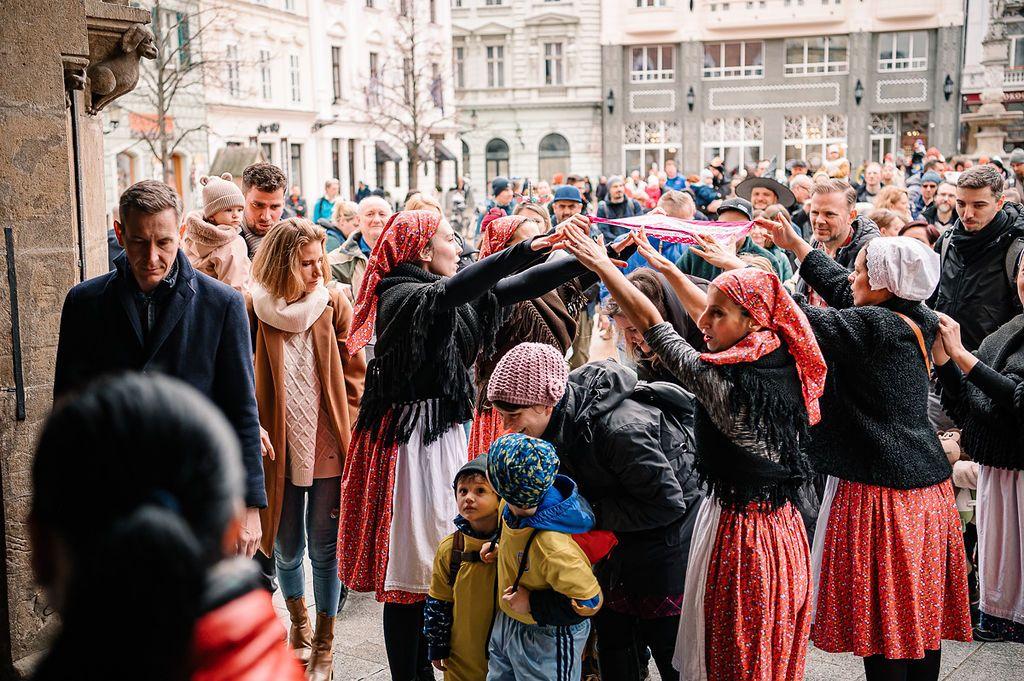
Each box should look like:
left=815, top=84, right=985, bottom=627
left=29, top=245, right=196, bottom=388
left=565, top=224, right=825, bottom=681
left=467, top=212, right=596, bottom=456
left=338, top=209, right=588, bottom=680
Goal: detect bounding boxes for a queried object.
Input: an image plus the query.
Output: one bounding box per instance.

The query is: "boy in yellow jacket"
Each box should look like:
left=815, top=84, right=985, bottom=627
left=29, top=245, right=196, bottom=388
left=424, top=456, right=500, bottom=680
left=485, top=433, right=602, bottom=680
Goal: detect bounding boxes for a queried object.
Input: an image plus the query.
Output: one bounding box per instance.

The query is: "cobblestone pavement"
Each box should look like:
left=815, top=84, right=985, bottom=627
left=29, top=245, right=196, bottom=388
left=273, top=587, right=1023, bottom=680
left=275, top=328, right=1021, bottom=680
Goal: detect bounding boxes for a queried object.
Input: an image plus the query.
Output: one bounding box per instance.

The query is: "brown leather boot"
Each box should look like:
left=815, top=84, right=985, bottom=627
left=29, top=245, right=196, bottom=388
left=306, top=612, right=335, bottom=681
left=284, top=596, right=313, bottom=664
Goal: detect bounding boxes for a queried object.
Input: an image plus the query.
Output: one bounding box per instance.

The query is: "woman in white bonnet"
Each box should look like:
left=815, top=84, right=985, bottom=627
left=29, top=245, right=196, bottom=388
left=766, top=217, right=973, bottom=681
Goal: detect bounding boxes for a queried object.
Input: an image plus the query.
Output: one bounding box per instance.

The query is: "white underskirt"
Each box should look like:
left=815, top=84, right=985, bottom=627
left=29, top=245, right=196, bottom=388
left=809, top=475, right=839, bottom=623
left=977, top=465, right=1024, bottom=626
left=673, top=496, right=722, bottom=680
left=383, top=419, right=466, bottom=594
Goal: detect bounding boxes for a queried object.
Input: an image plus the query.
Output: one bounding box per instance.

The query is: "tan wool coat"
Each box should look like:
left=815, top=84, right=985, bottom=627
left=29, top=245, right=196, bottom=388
left=247, top=287, right=366, bottom=557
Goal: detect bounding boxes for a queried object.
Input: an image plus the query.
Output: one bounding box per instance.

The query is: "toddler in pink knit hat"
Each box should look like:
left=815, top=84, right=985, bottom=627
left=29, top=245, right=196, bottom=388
left=486, top=343, right=569, bottom=438
left=182, top=173, right=252, bottom=292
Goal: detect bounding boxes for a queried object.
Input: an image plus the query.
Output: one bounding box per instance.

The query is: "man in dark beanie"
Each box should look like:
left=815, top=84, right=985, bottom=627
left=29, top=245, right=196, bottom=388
left=477, top=176, right=516, bottom=232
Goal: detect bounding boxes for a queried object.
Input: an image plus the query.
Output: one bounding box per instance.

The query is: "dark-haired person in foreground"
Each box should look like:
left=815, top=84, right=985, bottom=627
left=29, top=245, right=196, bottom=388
left=54, top=180, right=268, bottom=559
left=30, top=373, right=303, bottom=681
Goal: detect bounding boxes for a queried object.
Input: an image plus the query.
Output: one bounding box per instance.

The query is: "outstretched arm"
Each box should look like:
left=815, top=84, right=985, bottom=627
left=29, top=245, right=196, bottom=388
left=630, top=228, right=708, bottom=324
left=440, top=233, right=560, bottom=308
left=563, top=226, right=663, bottom=333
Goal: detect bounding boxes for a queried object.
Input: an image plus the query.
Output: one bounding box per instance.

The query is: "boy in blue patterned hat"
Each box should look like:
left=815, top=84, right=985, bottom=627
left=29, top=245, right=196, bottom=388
left=485, top=433, right=602, bottom=681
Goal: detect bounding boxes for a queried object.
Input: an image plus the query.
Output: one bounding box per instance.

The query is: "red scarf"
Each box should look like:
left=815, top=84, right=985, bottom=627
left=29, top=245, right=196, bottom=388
left=700, top=268, right=826, bottom=425
left=347, top=210, right=440, bottom=354
left=479, top=215, right=529, bottom=259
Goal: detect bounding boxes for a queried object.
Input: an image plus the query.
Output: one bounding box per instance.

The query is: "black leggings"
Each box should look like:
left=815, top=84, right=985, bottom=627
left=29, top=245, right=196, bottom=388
left=383, top=602, right=432, bottom=681
left=594, top=607, right=680, bottom=681
left=863, top=649, right=941, bottom=681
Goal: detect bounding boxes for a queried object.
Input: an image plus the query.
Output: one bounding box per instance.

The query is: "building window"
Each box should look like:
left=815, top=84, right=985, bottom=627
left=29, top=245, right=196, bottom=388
left=258, top=49, right=272, bottom=100
left=290, top=143, right=303, bottom=189
left=485, top=138, right=510, bottom=185
left=285, top=0, right=294, bottom=9
left=453, top=46, right=465, bottom=88
left=485, top=0, right=503, bottom=5
left=430, top=0, right=437, bottom=22
left=1010, top=35, right=1024, bottom=69
left=543, top=42, right=563, bottom=86
left=260, top=142, right=273, bottom=164
left=877, top=32, right=928, bottom=72
left=538, top=133, right=570, bottom=182
left=289, top=54, right=301, bottom=102
left=331, top=46, right=342, bottom=103
left=332, top=138, right=342, bottom=184
left=869, top=113, right=897, bottom=162
left=784, top=36, right=848, bottom=76
left=623, top=120, right=682, bottom=176
left=225, top=44, right=240, bottom=97
left=783, top=114, right=847, bottom=170
left=636, top=0, right=667, bottom=6
left=116, top=151, right=137, bottom=197
left=452, top=0, right=463, bottom=7
left=368, top=51, right=381, bottom=105
left=703, top=42, right=764, bottom=79
left=462, top=139, right=470, bottom=176
left=631, top=45, right=674, bottom=83
left=486, top=45, right=505, bottom=88
left=701, top=117, right=763, bottom=171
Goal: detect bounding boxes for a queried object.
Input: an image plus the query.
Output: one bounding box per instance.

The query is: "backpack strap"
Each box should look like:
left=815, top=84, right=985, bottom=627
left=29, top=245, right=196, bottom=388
left=448, top=531, right=465, bottom=587
left=895, top=312, right=931, bottom=374
left=511, top=529, right=540, bottom=591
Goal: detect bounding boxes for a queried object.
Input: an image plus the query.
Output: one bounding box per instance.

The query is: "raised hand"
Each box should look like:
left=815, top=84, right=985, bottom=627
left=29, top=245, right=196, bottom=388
left=632, top=227, right=677, bottom=276
left=564, top=224, right=613, bottom=273
left=690, top=233, right=746, bottom=271
left=758, top=213, right=801, bottom=253
left=937, top=313, right=965, bottom=356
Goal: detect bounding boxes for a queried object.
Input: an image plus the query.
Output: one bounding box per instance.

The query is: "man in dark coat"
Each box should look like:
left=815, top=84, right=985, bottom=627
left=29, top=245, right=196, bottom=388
left=488, top=344, right=701, bottom=681
left=54, top=180, right=268, bottom=558
left=933, top=164, right=1024, bottom=352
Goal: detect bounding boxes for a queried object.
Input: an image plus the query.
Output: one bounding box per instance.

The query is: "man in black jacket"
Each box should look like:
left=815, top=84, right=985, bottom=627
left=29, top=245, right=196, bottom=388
left=794, top=178, right=880, bottom=302
left=55, top=180, right=268, bottom=558
left=933, top=164, right=1024, bottom=352
left=488, top=344, right=701, bottom=681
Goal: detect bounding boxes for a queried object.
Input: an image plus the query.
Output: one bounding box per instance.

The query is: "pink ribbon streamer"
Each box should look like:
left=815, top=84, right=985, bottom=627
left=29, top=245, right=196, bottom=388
left=590, top=215, right=755, bottom=246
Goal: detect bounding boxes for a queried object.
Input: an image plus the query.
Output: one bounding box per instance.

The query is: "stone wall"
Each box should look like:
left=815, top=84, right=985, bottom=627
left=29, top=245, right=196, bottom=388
left=0, top=1, right=150, bottom=675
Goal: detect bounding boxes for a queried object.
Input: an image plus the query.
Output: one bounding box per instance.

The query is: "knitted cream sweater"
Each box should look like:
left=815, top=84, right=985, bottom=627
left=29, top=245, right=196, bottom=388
left=253, top=283, right=342, bottom=485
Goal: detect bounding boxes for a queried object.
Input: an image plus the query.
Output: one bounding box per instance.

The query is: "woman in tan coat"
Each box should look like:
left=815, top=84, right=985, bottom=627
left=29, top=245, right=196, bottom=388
left=248, top=218, right=365, bottom=681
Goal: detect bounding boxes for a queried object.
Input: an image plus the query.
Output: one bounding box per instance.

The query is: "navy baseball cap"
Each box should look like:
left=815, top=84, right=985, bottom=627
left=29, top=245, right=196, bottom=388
left=552, top=185, right=584, bottom=204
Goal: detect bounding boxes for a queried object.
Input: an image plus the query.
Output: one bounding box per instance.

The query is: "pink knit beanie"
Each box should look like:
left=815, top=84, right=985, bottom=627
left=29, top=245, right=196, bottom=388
left=487, top=343, right=568, bottom=407
left=200, top=173, right=244, bottom=219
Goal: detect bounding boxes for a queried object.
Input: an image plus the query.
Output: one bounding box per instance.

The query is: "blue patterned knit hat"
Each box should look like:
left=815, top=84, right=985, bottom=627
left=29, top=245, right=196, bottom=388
left=486, top=434, right=559, bottom=509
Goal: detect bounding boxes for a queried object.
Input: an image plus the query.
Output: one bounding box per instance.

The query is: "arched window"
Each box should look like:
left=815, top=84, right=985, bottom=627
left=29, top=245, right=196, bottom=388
left=461, top=139, right=470, bottom=178
left=485, top=138, right=509, bottom=185
left=538, top=133, right=570, bottom=184
left=116, top=151, right=137, bottom=196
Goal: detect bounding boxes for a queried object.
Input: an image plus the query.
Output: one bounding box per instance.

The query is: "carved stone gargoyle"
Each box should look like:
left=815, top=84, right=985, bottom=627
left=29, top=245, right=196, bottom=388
left=86, top=23, right=157, bottom=114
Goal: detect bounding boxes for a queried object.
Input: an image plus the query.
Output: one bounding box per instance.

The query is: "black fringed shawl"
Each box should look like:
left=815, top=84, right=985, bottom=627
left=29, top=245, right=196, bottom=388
left=941, top=314, right=1024, bottom=470
left=355, top=263, right=502, bottom=448
left=692, top=346, right=813, bottom=511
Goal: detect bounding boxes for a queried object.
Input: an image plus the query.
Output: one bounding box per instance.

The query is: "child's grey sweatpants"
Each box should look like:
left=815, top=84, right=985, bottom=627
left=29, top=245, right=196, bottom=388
left=486, top=611, right=591, bottom=681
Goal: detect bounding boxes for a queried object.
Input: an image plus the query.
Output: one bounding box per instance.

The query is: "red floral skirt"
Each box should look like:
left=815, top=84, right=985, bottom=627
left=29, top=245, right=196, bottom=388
left=704, top=502, right=812, bottom=681
left=468, top=407, right=508, bottom=459
left=337, top=421, right=423, bottom=604
left=813, top=479, right=972, bottom=659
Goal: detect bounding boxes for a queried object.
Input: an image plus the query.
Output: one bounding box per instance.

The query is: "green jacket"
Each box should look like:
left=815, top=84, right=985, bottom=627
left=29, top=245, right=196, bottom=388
left=328, top=230, right=369, bottom=295
left=675, top=237, right=788, bottom=281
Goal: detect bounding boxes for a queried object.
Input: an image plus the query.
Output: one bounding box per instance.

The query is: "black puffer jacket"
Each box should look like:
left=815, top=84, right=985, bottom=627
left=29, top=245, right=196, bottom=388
left=541, top=361, right=701, bottom=597
left=932, top=203, right=1024, bottom=352
left=795, top=215, right=880, bottom=297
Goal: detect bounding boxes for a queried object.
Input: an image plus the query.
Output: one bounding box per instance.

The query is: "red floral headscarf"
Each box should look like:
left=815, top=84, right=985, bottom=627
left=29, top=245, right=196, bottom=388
left=347, top=210, right=441, bottom=354
left=479, top=215, right=530, bottom=259
left=700, top=268, right=827, bottom=425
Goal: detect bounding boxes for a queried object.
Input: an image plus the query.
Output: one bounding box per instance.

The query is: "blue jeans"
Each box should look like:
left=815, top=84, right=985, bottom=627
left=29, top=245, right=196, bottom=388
left=274, top=476, right=342, bottom=616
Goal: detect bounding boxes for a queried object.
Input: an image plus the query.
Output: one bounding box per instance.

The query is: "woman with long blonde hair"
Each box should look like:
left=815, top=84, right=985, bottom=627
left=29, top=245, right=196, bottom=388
left=873, top=185, right=912, bottom=222
left=248, top=218, right=366, bottom=680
